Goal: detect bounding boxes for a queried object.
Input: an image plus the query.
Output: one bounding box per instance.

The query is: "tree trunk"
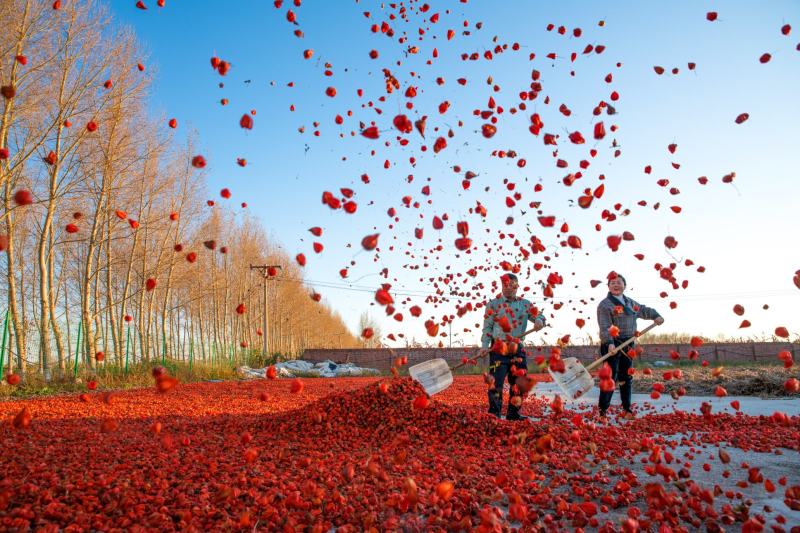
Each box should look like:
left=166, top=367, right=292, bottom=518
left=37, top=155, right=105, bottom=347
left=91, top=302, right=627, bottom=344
left=105, top=221, right=120, bottom=363
left=3, top=197, right=26, bottom=373
left=81, top=175, right=113, bottom=372
left=48, top=229, right=66, bottom=370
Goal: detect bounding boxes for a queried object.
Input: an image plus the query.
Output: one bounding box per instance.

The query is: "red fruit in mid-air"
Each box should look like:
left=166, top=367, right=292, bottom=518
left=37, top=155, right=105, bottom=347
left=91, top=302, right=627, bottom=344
left=361, top=234, right=379, bottom=251
left=13, top=407, right=32, bottom=429
left=393, top=114, right=413, bottom=133
left=606, top=235, right=622, bottom=252
left=13, top=189, right=34, bottom=206
left=375, top=288, right=393, bottom=306
left=156, top=375, right=178, bottom=393
left=454, top=237, right=472, bottom=251
left=361, top=126, right=379, bottom=139
left=290, top=379, right=304, bottom=393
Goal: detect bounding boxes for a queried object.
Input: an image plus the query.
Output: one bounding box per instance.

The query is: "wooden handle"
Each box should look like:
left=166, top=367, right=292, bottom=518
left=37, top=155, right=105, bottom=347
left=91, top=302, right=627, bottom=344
left=449, top=347, right=491, bottom=371
left=493, top=318, right=545, bottom=345
left=457, top=320, right=544, bottom=371
left=585, top=322, right=659, bottom=372
left=518, top=323, right=540, bottom=340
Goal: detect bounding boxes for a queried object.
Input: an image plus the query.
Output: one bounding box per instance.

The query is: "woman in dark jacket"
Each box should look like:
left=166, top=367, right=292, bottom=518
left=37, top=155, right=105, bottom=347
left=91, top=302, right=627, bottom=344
left=596, top=273, right=664, bottom=418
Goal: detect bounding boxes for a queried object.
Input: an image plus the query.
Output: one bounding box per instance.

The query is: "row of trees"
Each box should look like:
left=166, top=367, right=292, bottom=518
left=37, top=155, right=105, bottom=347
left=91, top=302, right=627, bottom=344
left=0, top=0, right=361, bottom=378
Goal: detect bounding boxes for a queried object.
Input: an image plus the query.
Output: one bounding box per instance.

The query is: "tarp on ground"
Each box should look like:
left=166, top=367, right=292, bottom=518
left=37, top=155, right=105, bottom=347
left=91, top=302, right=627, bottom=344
left=237, top=359, right=380, bottom=379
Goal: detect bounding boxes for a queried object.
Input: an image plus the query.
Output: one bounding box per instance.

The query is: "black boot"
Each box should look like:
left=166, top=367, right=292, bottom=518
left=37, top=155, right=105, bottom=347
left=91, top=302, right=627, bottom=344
left=488, top=388, right=502, bottom=418
left=506, top=402, right=528, bottom=421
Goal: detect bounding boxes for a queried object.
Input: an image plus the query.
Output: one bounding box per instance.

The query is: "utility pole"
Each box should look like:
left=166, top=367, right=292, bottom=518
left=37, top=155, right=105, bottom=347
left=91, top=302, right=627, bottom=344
left=249, top=264, right=282, bottom=358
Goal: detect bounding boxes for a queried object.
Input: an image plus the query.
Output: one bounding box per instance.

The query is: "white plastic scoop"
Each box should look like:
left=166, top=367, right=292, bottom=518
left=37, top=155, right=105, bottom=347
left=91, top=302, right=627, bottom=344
left=409, top=325, right=539, bottom=396
left=548, top=322, right=658, bottom=401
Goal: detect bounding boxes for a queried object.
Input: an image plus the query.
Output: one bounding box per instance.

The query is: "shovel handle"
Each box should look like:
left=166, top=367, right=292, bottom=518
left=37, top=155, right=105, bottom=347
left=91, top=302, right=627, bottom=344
left=460, top=320, right=544, bottom=371
left=585, top=322, right=659, bottom=372
left=449, top=347, right=491, bottom=371
left=519, top=322, right=543, bottom=340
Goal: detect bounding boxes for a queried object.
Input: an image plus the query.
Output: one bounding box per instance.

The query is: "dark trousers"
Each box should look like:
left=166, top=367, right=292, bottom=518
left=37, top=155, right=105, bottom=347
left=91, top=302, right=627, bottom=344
left=598, top=339, right=634, bottom=412
left=487, top=350, right=528, bottom=419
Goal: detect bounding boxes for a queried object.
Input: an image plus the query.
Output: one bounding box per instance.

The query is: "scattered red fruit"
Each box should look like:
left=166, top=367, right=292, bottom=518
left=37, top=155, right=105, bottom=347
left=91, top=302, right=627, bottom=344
left=13, top=189, right=34, bottom=206
left=290, top=378, right=304, bottom=393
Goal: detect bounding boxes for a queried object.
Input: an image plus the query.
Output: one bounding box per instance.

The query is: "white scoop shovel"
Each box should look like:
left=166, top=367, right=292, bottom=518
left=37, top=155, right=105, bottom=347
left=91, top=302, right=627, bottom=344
left=548, top=322, right=658, bottom=401
left=409, top=325, right=539, bottom=396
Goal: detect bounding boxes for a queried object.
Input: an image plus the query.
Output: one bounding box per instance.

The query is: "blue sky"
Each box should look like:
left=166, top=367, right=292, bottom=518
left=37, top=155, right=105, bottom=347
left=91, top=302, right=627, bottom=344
left=114, top=0, right=800, bottom=346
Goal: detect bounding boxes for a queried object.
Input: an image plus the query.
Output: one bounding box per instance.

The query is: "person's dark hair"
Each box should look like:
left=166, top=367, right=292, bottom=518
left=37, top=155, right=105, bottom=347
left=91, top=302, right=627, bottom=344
left=609, top=274, right=626, bottom=287
left=502, top=273, right=518, bottom=283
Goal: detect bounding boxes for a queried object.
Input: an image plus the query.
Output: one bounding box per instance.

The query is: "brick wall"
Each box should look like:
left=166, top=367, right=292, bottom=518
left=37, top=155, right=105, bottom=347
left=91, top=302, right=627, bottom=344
left=301, top=342, right=798, bottom=373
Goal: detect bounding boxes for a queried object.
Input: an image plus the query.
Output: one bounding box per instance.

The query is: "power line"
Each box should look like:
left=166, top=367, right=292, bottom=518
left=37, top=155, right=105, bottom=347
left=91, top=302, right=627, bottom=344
left=265, top=275, right=797, bottom=304
left=270, top=275, right=473, bottom=300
